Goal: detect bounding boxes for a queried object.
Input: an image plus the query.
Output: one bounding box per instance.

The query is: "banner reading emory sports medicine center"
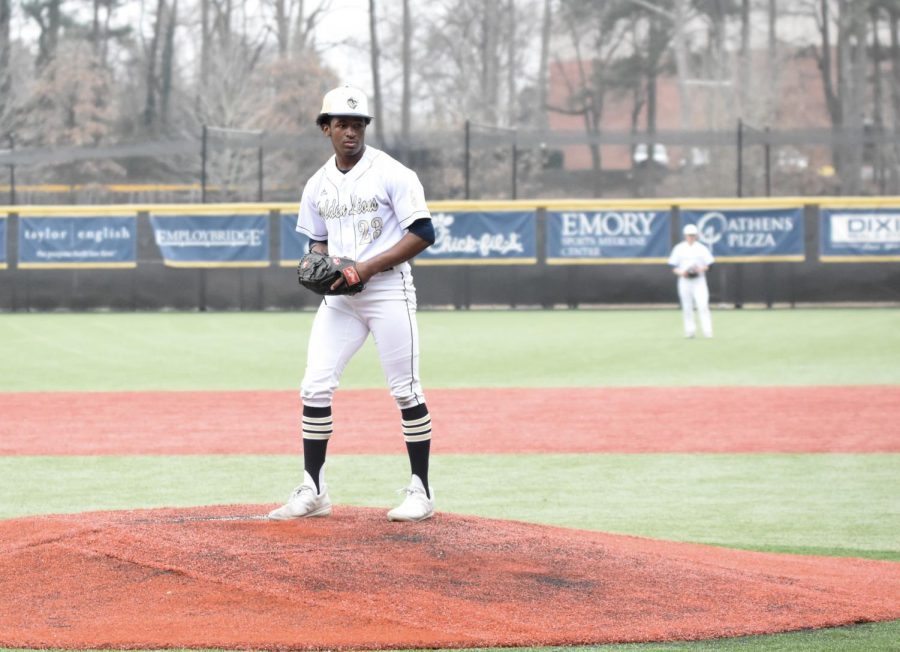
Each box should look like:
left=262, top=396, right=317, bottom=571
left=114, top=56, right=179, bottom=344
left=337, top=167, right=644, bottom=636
left=819, top=207, right=900, bottom=261
left=18, top=215, right=137, bottom=268
left=546, top=208, right=670, bottom=263
left=415, top=210, right=536, bottom=264
left=679, top=207, right=804, bottom=261
left=150, top=213, right=269, bottom=267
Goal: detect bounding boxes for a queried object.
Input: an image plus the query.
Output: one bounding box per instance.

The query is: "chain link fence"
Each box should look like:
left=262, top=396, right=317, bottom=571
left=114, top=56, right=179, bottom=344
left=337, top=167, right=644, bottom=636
left=1, top=122, right=897, bottom=205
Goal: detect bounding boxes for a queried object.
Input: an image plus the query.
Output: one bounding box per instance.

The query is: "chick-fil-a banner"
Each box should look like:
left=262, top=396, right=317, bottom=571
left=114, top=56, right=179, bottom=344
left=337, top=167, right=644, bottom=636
left=820, top=208, right=900, bottom=261
left=415, top=211, right=536, bottom=264
left=0, top=215, right=6, bottom=269
left=680, top=207, right=804, bottom=261
left=280, top=213, right=311, bottom=265
left=150, top=213, right=269, bottom=267
left=18, top=215, right=137, bottom=268
left=546, top=209, right=670, bottom=263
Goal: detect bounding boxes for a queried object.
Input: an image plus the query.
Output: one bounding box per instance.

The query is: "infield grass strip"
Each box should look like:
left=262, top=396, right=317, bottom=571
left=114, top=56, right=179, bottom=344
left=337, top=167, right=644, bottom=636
left=1, top=309, right=898, bottom=391
left=1, top=453, right=896, bottom=559
left=2, top=620, right=899, bottom=652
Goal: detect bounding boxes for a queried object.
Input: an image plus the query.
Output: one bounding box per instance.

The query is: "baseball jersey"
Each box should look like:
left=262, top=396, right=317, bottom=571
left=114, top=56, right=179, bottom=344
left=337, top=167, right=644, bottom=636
left=296, top=146, right=431, bottom=268
left=668, top=241, right=714, bottom=275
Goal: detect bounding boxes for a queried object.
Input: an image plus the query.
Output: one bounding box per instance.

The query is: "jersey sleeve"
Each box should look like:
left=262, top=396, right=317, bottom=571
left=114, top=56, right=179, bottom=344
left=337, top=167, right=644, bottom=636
left=387, top=167, right=431, bottom=230
left=295, top=175, right=328, bottom=240
left=701, top=245, right=715, bottom=265
left=667, top=244, right=682, bottom=267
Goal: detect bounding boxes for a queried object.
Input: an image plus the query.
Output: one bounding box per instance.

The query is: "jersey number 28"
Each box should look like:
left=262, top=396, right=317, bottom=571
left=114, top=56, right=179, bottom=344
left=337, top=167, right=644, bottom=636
left=357, top=217, right=383, bottom=244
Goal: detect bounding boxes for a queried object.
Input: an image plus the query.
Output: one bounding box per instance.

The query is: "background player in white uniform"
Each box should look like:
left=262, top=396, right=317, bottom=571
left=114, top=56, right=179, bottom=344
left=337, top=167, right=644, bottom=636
left=668, top=223, right=714, bottom=338
left=269, top=84, right=437, bottom=522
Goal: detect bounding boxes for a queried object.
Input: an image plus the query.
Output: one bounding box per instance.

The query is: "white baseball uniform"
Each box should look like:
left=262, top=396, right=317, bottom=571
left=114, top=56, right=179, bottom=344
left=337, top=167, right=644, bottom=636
left=668, top=240, right=715, bottom=338
left=295, top=145, right=431, bottom=409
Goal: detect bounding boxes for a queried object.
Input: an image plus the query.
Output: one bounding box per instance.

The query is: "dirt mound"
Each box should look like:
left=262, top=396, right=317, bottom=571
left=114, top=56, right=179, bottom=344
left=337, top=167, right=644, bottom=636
left=1, top=505, right=898, bottom=650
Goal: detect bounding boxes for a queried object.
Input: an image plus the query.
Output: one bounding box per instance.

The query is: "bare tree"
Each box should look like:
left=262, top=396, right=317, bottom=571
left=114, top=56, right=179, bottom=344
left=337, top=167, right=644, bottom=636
left=535, top=0, right=552, bottom=130
left=22, top=0, right=65, bottom=69
left=160, top=0, right=178, bottom=126
left=368, top=0, right=384, bottom=147
left=143, top=0, right=166, bottom=129
left=401, top=0, right=411, bottom=142
left=0, top=0, right=10, bottom=123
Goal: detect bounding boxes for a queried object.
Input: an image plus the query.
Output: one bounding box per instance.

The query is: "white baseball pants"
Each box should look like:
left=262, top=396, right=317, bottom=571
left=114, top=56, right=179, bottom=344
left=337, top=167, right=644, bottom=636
left=677, top=276, right=713, bottom=338
left=301, top=268, right=426, bottom=409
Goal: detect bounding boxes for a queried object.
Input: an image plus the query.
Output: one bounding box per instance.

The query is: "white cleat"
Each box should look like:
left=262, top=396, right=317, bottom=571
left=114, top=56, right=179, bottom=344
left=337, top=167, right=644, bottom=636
left=387, top=475, right=435, bottom=522
left=268, top=472, right=332, bottom=520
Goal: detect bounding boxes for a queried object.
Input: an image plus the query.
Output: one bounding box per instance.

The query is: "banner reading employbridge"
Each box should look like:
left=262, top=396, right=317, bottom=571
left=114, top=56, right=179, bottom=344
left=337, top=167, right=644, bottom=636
left=820, top=208, right=900, bottom=261
left=150, top=213, right=269, bottom=267
left=18, top=215, right=137, bottom=268
left=415, top=210, right=536, bottom=264
left=546, top=208, right=670, bottom=263
left=679, top=207, right=804, bottom=262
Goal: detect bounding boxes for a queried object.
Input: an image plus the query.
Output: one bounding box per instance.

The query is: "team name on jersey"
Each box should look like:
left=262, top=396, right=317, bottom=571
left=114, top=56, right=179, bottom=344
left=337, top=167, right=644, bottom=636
left=317, top=195, right=379, bottom=220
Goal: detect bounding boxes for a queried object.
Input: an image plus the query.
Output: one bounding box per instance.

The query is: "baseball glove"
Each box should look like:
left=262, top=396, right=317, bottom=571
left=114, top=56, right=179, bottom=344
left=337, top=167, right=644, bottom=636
left=685, top=267, right=700, bottom=279
left=297, top=252, right=365, bottom=295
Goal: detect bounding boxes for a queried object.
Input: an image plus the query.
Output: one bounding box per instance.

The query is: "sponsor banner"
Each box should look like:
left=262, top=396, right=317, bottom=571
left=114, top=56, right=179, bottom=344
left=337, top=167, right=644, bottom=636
left=820, top=208, right=900, bottom=261
left=150, top=213, right=269, bottom=267
left=416, top=210, right=536, bottom=265
left=279, top=213, right=311, bottom=266
left=18, top=215, right=137, bottom=269
left=546, top=209, right=670, bottom=263
left=0, top=215, right=6, bottom=269
left=680, top=207, right=804, bottom=262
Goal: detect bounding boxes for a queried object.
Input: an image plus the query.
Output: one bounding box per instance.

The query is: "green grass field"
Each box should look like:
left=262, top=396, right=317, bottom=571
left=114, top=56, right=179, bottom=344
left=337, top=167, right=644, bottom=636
left=1, top=308, right=898, bottom=652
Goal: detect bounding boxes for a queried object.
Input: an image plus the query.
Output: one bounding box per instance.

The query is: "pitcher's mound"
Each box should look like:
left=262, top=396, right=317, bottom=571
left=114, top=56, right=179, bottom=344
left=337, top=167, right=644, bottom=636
left=1, top=505, right=898, bottom=650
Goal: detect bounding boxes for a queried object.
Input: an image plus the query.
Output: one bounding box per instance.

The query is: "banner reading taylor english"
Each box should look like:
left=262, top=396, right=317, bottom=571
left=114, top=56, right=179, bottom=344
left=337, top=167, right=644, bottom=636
left=150, top=213, right=269, bottom=267
left=820, top=207, right=900, bottom=261
left=680, top=207, right=804, bottom=262
left=18, top=215, right=137, bottom=269
left=546, top=208, right=670, bottom=263
left=415, top=211, right=536, bottom=265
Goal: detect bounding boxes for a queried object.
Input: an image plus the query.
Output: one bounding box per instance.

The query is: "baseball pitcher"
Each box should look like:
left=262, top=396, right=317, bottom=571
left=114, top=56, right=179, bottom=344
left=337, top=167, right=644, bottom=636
left=269, top=84, right=437, bottom=522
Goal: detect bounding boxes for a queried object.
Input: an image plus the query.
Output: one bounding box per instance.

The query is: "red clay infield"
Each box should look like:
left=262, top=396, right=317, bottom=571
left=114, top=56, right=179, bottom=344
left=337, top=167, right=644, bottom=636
left=2, top=505, right=899, bottom=650
left=2, top=386, right=899, bottom=649
left=2, top=386, right=899, bottom=455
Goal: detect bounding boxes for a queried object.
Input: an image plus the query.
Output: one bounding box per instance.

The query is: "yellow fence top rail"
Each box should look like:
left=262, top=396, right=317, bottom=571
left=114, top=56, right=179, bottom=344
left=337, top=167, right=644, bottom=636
left=3, top=196, right=900, bottom=216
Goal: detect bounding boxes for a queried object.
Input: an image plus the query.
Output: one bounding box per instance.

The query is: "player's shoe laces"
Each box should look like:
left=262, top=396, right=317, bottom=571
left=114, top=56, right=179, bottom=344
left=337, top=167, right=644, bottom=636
left=387, top=475, right=435, bottom=522
left=268, top=472, right=332, bottom=520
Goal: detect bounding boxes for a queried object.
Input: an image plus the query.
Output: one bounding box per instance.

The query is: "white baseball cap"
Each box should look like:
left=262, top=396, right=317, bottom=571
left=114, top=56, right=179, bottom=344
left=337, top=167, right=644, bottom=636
left=317, top=84, right=373, bottom=122
left=683, top=224, right=699, bottom=236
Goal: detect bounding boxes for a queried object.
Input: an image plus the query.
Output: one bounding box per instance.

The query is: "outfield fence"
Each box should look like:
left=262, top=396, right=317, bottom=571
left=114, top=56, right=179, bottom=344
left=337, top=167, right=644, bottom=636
left=0, top=197, right=897, bottom=311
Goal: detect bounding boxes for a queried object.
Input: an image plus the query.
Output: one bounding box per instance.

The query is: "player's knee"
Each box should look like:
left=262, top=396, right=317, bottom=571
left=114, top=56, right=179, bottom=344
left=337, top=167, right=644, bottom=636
left=392, top=390, right=425, bottom=410
left=301, top=378, right=338, bottom=407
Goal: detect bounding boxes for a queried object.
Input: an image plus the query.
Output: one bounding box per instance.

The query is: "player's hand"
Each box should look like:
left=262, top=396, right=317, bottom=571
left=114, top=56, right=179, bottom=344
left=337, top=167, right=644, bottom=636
left=329, top=260, right=375, bottom=292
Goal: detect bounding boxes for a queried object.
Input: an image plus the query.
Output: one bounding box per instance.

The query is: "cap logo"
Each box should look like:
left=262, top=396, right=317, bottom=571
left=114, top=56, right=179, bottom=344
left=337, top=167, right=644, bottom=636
left=347, top=97, right=359, bottom=109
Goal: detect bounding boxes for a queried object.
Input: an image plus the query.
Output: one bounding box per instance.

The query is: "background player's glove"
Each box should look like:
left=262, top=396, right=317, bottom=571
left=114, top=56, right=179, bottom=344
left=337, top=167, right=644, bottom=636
left=685, top=266, right=700, bottom=278
left=298, top=252, right=365, bottom=295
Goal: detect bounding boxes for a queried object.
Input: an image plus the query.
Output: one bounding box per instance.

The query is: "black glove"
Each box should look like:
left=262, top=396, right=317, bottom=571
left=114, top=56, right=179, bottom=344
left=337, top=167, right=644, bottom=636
left=297, top=252, right=365, bottom=295
left=685, top=267, right=700, bottom=279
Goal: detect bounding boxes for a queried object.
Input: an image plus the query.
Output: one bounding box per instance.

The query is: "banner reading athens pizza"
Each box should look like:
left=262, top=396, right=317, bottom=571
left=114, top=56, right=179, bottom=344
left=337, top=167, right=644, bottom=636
left=819, top=208, right=900, bottom=261
left=150, top=213, right=269, bottom=267
left=18, top=215, right=137, bottom=268
left=415, top=211, right=536, bottom=265
left=679, top=207, right=804, bottom=262
left=546, top=209, right=670, bottom=263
